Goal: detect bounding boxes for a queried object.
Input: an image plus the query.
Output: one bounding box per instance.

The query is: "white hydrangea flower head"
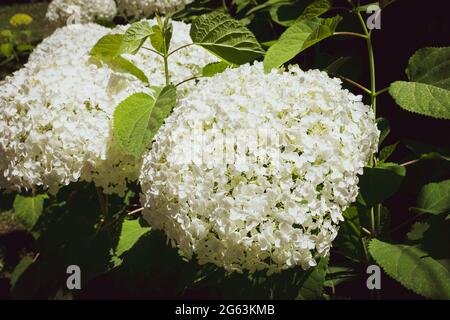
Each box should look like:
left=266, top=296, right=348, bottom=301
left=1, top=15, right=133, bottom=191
left=139, top=62, right=380, bottom=274
left=46, top=0, right=118, bottom=27
left=117, top=0, right=194, bottom=18
left=0, top=20, right=217, bottom=196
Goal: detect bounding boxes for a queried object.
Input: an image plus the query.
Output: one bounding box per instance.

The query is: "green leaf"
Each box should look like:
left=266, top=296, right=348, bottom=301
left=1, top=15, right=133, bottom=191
left=297, top=257, right=329, bottom=299
left=246, top=0, right=290, bottom=16
left=172, top=0, right=218, bottom=21
left=90, top=34, right=148, bottom=83
left=268, top=0, right=332, bottom=27
left=105, top=231, right=191, bottom=299
left=261, top=40, right=277, bottom=48
left=263, top=15, right=341, bottom=72
left=403, top=139, right=450, bottom=162
left=420, top=215, right=450, bottom=259
left=333, top=204, right=390, bottom=261
left=113, top=86, right=177, bottom=157
left=356, top=1, right=379, bottom=11
left=13, top=194, right=48, bottom=230
left=90, top=34, right=124, bottom=58
left=376, top=117, right=390, bottom=146
left=115, top=219, right=151, bottom=257
left=233, top=0, right=254, bottom=13
left=379, top=0, right=396, bottom=8
left=149, top=16, right=173, bottom=55
left=9, top=13, right=33, bottom=27
left=358, top=162, right=406, bottom=207
left=16, top=44, right=34, bottom=53
left=114, top=93, right=155, bottom=157
left=389, top=82, right=450, bottom=120
left=269, top=1, right=306, bottom=27
left=369, top=239, right=450, bottom=299
left=407, top=222, right=430, bottom=242
left=405, top=215, right=449, bottom=259
left=400, top=155, right=450, bottom=195
left=0, top=43, right=13, bottom=58
left=202, top=61, right=229, bottom=77
left=150, top=22, right=172, bottom=55
left=334, top=206, right=365, bottom=262
left=150, top=25, right=165, bottom=54
left=389, top=47, right=450, bottom=120
left=406, top=47, right=450, bottom=87
left=0, top=29, right=13, bottom=38
left=108, top=56, right=149, bottom=83
left=190, top=12, right=265, bottom=65
left=301, top=0, right=332, bottom=19
left=378, top=142, right=398, bottom=162
left=324, top=56, right=351, bottom=75
left=245, top=0, right=289, bottom=16
left=10, top=256, right=34, bottom=289
left=410, top=180, right=450, bottom=215
left=149, top=85, right=177, bottom=129
left=121, top=21, right=153, bottom=54
left=11, top=185, right=123, bottom=299
left=324, top=266, right=357, bottom=288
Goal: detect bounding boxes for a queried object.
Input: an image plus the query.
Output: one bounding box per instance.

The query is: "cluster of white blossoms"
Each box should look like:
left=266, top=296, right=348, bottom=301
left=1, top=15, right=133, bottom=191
left=139, top=62, right=379, bottom=274
left=46, top=0, right=118, bottom=27
left=0, top=20, right=217, bottom=195
left=117, top=0, right=194, bottom=18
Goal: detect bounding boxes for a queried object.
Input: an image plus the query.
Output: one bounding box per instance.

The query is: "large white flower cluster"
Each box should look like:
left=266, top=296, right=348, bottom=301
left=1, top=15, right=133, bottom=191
left=46, top=0, right=118, bottom=27
left=117, top=0, right=194, bottom=18
left=0, top=20, right=217, bottom=195
left=140, top=62, right=379, bottom=274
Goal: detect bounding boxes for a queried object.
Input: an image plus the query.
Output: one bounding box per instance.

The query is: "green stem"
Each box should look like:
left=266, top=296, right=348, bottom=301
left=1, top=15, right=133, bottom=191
left=361, top=237, right=370, bottom=264
left=11, top=42, right=19, bottom=63
left=376, top=203, right=382, bottom=234
left=128, top=207, right=144, bottom=216
left=367, top=38, right=377, bottom=114
left=333, top=31, right=368, bottom=39
left=142, top=46, right=164, bottom=57
left=163, top=54, right=170, bottom=86
left=175, top=75, right=203, bottom=87
left=330, top=282, right=336, bottom=299
left=339, top=75, right=371, bottom=94
left=400, top=158, right=421, bottom=167
left=346, top=219, right=362, bottom=235
left=221, top=0, right=228, bottom=12
left=358, top=10, right=377, bottom=113
left=356, top=9, right=369, bottom=35
left=375, top=87, right=389, bottom=96
left=332, top=249, right=360, bottom=263
left=370, top=207, right=376, bottom=236
left=361, top=227, right=372, bottom=236
left=0, top=56, right=14, bottom=67
left=167, top=43, right=194, bottom=57
left=357, top=8, right=380, bottom=241
left=332, top=6, right=352, bottom=12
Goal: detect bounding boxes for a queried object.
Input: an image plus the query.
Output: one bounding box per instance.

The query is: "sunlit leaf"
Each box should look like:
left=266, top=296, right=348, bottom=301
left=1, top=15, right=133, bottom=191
left=389, top=47, right=450, bottom=119
left=263, top=15, right=341, bottom=72
left=369, top=239, right=450, bottom=299
left=190, top=12, right=264, bottom=65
